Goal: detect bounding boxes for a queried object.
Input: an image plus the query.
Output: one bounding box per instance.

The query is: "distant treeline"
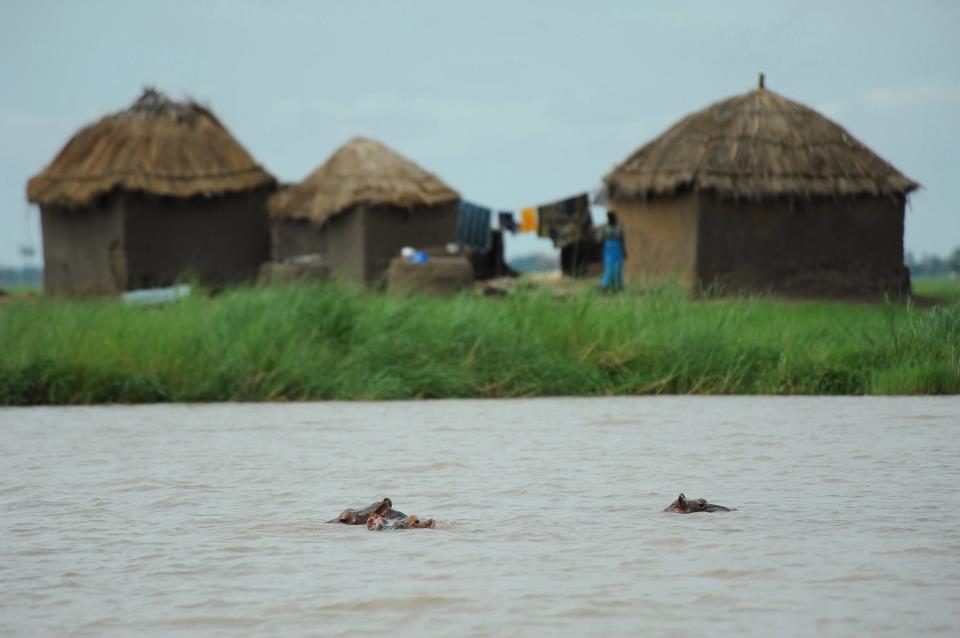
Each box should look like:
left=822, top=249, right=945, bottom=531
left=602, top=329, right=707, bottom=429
left=1, top=281, right=957, bottom=405
left=0, top=266, right=42, bottom=287
left=906, top=249, right=960, bottom=278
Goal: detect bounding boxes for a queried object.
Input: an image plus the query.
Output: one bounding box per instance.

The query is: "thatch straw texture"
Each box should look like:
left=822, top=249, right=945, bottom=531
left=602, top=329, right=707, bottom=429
left=269, top=137, right=460, bottom=224
left=27, top=88, right=275, bottom=207
left=605, top=88, right=919, bottom=202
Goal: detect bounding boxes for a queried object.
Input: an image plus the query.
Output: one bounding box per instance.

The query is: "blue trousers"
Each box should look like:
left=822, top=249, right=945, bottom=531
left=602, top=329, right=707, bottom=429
left=601, top=240, right=624, bottom=291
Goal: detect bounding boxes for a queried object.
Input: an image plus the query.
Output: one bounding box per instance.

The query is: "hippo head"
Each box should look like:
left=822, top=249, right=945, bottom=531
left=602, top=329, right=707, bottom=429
left=335, top=498, right=393, bottom=524
left=664, top=493, right=731, bottom=513
left=665, top=493, right=707, bottom=513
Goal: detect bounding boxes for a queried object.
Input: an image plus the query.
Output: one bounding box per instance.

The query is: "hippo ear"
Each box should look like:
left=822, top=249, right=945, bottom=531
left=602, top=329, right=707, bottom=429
left=678, top=493, right=686, bottom=506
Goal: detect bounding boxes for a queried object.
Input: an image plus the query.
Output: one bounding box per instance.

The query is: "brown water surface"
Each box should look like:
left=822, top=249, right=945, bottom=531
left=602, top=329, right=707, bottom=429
left=1, top=397, right=958, bottom=637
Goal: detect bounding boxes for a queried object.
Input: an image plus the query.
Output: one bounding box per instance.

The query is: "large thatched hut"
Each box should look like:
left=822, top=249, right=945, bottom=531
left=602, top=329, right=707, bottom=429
left=27, top=88, right=276, bottom=295
left=269, top=137, right=460, bottom=283
left=603, top=78, right=919, bottom=297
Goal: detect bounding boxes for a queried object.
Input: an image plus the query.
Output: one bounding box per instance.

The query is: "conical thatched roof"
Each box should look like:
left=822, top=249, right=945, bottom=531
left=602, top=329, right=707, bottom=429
left=27, top=88, right=275, bottom=207
left=605, top=85, right=918, bottom=202
left=269, top=137, right=460, bottom=223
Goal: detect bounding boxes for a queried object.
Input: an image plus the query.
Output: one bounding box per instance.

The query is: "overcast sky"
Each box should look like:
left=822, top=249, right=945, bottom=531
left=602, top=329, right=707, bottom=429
left=1, top=0, right=957, bottom=266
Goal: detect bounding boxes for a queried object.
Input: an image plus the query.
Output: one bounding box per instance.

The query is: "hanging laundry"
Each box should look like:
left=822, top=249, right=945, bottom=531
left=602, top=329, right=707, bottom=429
left=457, top=201, right=492, bottom=253
left=498, top=211, right=518, bottom=234
left=519, top=207, right=538, bottom=233
left=537, top=193, right=592, bottom=248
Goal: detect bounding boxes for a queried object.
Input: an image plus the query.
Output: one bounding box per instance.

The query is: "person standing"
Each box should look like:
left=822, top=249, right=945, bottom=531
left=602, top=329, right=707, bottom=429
left=599, top=211, right=626, bottom=292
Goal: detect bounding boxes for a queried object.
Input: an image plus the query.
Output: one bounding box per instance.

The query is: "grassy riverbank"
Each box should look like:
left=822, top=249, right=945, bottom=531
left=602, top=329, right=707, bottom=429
left=914, top=276, right=960, bottom=303
left=1, top=281, right=958, bottom=404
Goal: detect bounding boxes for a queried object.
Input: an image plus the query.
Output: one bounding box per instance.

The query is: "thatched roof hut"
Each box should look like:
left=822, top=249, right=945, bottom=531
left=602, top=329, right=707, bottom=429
left=28, top=88, right=275, bottom=207
left=603, top=78, right=918, bottom=297
left=28, top=88, right=276, bottom=295
left=269, top=136, right=459, bottom=223
left=269, top=137, right=461, bottom=284
left=605, top=83, right=918, bottom=203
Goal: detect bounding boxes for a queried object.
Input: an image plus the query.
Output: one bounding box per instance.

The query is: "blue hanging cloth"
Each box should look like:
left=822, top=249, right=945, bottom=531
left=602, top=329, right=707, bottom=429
left=498, top=211, right=518, bottom=234
left=457, top=201, right=493, bottom=253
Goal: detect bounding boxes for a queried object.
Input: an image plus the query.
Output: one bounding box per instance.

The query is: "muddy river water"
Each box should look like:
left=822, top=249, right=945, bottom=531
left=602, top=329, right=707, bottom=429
left=1, top=397, right=958, bottom=637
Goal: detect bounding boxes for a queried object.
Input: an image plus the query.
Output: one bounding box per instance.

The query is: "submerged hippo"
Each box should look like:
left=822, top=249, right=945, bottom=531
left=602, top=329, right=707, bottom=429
left=664, top=493, right=732, bottom=513
left=328, top=498, right=435, bottom=530
left=327, top=498, right=403, bottom=524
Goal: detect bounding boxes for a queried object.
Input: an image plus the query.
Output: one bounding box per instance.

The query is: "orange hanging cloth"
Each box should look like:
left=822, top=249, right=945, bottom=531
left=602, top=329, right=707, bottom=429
left=519, top=207, right=537, bottom=233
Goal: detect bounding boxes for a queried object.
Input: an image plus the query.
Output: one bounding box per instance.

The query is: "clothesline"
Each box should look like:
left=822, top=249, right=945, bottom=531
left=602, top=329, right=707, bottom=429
left=456, top=190, right=602, bottom=253
left=460, top=189, right=605, bottom=225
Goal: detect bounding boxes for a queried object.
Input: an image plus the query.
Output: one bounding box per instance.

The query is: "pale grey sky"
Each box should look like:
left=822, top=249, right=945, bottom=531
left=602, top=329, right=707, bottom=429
left=1, top=0, right=957, bottom=266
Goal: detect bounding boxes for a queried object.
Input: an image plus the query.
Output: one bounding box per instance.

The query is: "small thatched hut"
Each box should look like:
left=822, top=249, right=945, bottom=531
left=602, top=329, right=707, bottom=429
left=27, top=88, right=276, bottom=295
left=268, top=137, right=460, bottom=284
left=604, top=77, right=919, bottom=297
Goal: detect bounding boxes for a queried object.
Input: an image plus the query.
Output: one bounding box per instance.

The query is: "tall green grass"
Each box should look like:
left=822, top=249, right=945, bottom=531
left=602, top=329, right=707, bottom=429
left=1, top=282, right=958, bottom=404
